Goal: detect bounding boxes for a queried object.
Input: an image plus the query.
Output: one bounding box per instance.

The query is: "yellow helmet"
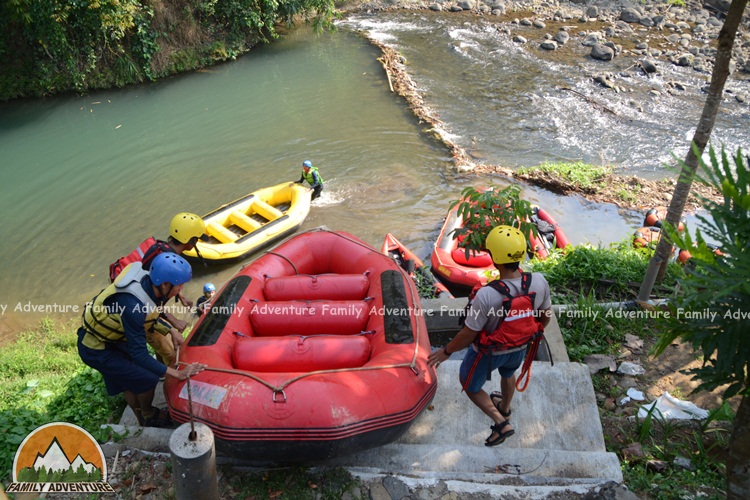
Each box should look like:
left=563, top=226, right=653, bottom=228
left=169, top=212, right=207, bottom=244
left=485, top=225, right=527, bottom=264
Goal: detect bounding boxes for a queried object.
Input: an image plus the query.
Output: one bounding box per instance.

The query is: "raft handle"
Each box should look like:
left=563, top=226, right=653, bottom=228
left=272, top=389, right=287, bottom=404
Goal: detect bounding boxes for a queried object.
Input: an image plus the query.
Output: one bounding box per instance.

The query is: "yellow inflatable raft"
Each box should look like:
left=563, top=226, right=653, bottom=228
left=183, top=182, right=312, bottom=262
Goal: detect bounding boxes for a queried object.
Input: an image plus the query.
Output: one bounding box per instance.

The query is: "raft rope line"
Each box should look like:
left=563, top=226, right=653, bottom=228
left=175, top=229, right=428, bottom=400
left=264, top=251, right=298, bottom=274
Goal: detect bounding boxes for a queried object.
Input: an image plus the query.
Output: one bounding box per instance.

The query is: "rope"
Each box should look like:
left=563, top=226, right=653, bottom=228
left=515, top=334, right=543, bottom=392
left=264, top=251, right=298, bottom=274
left=176, top=361, right=418, bottom=394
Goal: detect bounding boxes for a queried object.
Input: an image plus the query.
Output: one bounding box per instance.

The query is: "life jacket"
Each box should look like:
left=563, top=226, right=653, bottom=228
left=82, top=263, right=162, bottom=350
left=140, top=240, right=173, bottom=270
left=462, top=273, right=546, bottom=393
left=477, top=273, right=542, bottom=352
left=302, top=166, right=324, bottom=187
left=109, top=237, right=159, bottom=282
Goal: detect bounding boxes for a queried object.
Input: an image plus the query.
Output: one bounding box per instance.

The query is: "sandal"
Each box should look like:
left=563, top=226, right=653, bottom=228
left=142, top=407, right=175, bottom=428
left=485, top=420, right=514, bottom=447
left=489, top=391, right=511, bottom=420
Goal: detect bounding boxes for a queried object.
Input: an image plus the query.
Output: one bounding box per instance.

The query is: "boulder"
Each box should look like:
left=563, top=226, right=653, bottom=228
left=591, top=44, right=615, bottom=61
left=620, top=8, right=642, bottom=24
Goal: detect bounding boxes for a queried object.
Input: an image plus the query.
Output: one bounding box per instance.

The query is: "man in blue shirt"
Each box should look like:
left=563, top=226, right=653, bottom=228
left=78, top=253, right=207, bottom=427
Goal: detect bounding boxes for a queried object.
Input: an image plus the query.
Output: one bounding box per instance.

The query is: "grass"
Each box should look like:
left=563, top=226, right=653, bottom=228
left=517, top=161, right=611, bottom=190
left=0, top=319, right=125, bottom=481
left=550, top=291, right=661, bottom=361
left=526, top=240, right=684, bottom=304
left=617, top=409, right=730, bottom=499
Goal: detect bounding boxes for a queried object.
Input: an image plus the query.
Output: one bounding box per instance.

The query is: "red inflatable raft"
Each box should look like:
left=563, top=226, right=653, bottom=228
left=381, top=233, right=453, bottom=299
left=165, top=229, right=437, bottom=462
left=430, top=205, right=570, bottom=295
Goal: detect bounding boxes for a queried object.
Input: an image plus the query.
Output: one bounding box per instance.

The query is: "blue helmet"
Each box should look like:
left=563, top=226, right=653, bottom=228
left=150, top=253, right=192, bottom=286
left=302, top=160, right=312, bottom=168
left=203, top=283, right=216, bottom=293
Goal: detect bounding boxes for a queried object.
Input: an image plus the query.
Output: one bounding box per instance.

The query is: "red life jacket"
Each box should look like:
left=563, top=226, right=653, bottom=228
left=108, top=237, right=161, bottom=283
left=477, top=273, right=543, bottom=352
left=462, top=273, right=548, bottom=393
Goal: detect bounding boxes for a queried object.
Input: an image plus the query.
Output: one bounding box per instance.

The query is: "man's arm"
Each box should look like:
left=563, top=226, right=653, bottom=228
left=427, top=325, right=479, bottom=367
left=118, top=295, right=168, bottom=377
left=539, top=308, right=552, bottom=329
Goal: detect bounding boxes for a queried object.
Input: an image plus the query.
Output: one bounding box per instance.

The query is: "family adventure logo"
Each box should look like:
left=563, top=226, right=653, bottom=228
left=7, top=422, right=114, bottom=494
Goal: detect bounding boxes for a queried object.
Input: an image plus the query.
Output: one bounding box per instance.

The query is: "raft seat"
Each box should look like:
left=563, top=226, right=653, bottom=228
left=230, top=210, right=263, bottom=233
left=264, top=274, right=370, bottom=301
left=207, top=221, right=239, bottom=244
left=233, top=335, right=371, bottom=372
left=250, top=300, right=371, bottom=336
left=252, top=199, right=284, bottom=221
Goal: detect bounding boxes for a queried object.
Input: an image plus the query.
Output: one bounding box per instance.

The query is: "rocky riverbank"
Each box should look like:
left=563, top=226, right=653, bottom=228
left=347, top=0, right=749, bottom=81
left=343, top=0, right=743, bottom=210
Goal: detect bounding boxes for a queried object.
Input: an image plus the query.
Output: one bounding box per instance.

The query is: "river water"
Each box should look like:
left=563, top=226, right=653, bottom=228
left=1, top=12, right=748, bottom=336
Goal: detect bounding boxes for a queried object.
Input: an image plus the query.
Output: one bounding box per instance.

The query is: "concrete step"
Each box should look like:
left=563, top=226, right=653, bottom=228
left=322, top=360, right=621, bottom=485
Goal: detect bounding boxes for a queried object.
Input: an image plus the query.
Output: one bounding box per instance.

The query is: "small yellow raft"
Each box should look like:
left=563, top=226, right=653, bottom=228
left=183, top=182, right=312, bottom=262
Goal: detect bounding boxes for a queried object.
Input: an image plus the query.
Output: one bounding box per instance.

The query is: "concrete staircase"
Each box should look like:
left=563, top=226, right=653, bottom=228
left=325, top=361, right=621, bottom=494
left=323, top=298, right=622, bottom=494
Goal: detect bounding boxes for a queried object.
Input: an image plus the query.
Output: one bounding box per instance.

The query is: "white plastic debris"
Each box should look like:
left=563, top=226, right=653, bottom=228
left=617, top=361, right=646, bottom=376
left=620, top=396, right=631, bottom=405
left=637, top=391, right=709, bottom=420
left=627, top=388, right=645, bottom=401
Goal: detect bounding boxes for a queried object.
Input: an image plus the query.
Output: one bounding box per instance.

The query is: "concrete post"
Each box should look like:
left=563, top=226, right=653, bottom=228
left=170, top=422, right=218, bottom=500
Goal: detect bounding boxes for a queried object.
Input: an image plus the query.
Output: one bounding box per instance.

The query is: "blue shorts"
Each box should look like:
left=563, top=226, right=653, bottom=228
left=77, top=328, right=160, bottom=396
left=459, top=347, right=526, bottom=394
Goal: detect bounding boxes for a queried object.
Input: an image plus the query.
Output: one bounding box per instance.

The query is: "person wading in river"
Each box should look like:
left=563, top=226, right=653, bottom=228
left=296, top=160, right=324, bottom=200
left=78, top=253, right=207, bottom=427
left=427, top=225, right=552, bottom=446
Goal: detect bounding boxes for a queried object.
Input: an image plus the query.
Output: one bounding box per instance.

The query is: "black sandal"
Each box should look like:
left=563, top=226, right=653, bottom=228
left=485, top=420, right=514, bottom=447
left=489, top=391, right=511, bottom=419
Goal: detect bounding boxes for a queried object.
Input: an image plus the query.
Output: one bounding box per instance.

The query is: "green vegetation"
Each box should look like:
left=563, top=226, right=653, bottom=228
left=655, top=147, right=750, bottom=399
left=527, top=241, right=684, bottom=304
left=524, top=238, right=729, bottom=497
left=653, top=146, right=750, bottom=497
left=413, top=265, right=445, bottom=299
left=0, top=320, right=124, bottom=481
left=609, top=398, right=733, bottom=499
left=0, top=0, right=338, bottom=100
left=517, top=161, right=611, bottom=190
left=449, top=184, right=538, bottom=259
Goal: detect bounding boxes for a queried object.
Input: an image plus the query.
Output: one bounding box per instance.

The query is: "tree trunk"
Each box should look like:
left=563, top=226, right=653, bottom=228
left=728, top=393, right=750, bottom=499
left=638, top=0, right=749, bottom=300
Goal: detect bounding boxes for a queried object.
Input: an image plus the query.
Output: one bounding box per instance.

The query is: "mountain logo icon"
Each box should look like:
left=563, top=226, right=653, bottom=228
left=8, top=422, right=114, bottom=493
